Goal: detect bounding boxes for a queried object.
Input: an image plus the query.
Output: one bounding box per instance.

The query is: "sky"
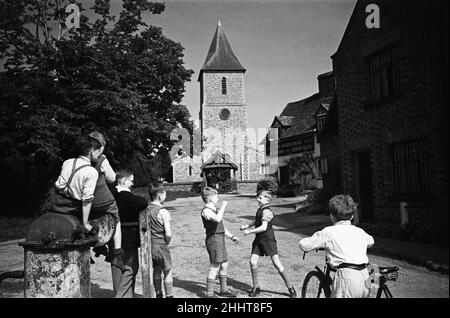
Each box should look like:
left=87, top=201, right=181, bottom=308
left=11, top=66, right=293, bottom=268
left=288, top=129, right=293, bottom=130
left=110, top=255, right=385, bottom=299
left=2, top=0, right=356, bottom=131
left=141, top=0, right=356, bottom=130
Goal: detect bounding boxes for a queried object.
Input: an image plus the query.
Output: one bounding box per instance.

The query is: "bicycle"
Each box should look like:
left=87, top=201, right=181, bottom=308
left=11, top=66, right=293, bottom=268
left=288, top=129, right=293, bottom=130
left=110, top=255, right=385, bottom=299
left=301, top=248, right=399, bottom=298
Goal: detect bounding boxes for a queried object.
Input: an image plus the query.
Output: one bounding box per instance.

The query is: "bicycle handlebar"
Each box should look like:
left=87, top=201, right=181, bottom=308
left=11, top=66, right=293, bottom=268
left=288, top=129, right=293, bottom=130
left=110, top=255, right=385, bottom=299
left=301, top=247, right=325, bottom=260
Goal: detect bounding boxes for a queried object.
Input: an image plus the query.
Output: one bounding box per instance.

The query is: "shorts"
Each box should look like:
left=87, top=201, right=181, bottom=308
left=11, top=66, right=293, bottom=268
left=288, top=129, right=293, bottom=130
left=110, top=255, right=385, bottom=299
left=251, top=239, right=278, bottom=257
left=205, top=234, right=228, bottom=264
left=331, top=268, right=371, bottom=298
left=152, top=242, right=172, bottom=271
left=91, top=201, right=120, bottom=225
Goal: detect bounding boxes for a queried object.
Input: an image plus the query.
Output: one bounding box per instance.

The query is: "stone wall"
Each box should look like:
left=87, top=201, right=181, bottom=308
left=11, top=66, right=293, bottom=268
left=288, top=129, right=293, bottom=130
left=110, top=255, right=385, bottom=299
left=236, top=181, right=258, bottom=194
left=203, top=72, right=245, bottom=105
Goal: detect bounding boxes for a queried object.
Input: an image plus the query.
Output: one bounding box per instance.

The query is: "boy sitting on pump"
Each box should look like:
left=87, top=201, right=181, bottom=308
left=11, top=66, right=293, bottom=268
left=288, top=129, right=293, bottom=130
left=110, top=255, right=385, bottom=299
left=299, top=194, right=374, bottom=298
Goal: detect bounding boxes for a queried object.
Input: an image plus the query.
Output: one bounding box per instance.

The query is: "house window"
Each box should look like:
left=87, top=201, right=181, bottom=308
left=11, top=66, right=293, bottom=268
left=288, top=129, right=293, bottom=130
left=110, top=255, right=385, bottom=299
left=368, top=46, right=400, bottom=103
left=260, top=164, right=264, bottom=175
left=392, top=139, right=430, bottom=195
left=221, top=77, right=227, bottom=95
left=316, top=158, right=328, bottom=178
left=189, top=166, right=192, bottom=176
left=317, top=115, right=326, bottom=132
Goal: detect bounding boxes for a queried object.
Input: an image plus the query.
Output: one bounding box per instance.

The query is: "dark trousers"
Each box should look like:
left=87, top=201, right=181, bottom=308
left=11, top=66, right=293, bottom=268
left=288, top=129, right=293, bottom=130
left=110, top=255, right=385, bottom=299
left=112, top=245, right=139, bottom=298
left=112, top=226, right=140, bottom=298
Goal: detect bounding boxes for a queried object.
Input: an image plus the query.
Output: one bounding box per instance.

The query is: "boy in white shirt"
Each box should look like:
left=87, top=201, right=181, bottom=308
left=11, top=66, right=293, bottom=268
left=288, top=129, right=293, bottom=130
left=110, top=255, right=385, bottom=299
left=299, top=194, right=374, bottom=298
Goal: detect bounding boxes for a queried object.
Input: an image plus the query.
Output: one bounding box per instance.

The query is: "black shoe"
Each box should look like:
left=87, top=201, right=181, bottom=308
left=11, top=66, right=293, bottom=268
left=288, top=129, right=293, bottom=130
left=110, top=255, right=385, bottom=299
left=166, top=295, right=174, bottom=298
left=156, top=292, right=163, bottom=298
left=218, top=290, right=237, bottom=298
left=288, top=286, right=297, bottom=298
left=248, top=287, right=260, bottom=297
left=93, top=245, right=108, bottom=258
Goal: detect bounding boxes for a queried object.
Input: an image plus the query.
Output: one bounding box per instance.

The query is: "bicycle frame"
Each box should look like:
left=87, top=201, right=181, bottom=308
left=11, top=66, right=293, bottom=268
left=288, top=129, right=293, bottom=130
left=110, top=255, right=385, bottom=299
left=376, top=277, right=394, bottom=298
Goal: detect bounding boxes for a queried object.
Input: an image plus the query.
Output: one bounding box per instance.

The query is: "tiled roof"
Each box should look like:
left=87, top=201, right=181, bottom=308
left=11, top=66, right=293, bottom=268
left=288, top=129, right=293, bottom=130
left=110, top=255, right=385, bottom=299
left=201, top=151, right=238, bottom=170
left=274, top=94, right=333, bottom=139
left=198, top=21, right=245, bottom=81
left=276, top=116, right=294, bottom=127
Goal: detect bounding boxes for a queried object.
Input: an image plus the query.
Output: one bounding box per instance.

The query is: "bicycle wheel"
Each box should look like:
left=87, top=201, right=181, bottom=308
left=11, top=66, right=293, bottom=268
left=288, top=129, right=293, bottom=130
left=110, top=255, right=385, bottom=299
left=302, top=271, right=327, bottom=298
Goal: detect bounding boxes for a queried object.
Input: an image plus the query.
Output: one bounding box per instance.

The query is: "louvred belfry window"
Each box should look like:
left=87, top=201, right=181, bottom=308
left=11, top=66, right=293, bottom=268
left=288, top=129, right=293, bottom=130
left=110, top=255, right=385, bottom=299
left=222, top=77, right=227, bottom=95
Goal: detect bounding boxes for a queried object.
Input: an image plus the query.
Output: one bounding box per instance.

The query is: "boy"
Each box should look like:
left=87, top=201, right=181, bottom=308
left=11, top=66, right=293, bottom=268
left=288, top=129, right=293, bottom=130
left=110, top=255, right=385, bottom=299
left=201, top=187, right=239, bottom=298
left=147, top=182, right=174, bottom=298
left=88, top=131, right=124, bottom=271
left=299, top=194, right=375, bottom=298
left=240, top=188, right=297, bottom=298
left=50, top=136, right=118, bottom=266
left=113, top=169, right=148, bottom=298
left=51, top=136, right=101, bottom=228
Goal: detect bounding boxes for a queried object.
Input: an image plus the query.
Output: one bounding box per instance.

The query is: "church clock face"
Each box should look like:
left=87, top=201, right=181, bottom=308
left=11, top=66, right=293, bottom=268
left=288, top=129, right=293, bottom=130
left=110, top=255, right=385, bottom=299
left=219, top=108, right=231, bottom=120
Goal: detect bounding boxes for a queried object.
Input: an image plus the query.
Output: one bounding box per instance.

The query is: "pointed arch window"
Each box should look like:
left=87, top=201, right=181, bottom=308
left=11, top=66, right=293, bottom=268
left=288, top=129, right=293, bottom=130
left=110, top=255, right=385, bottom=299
left=221, top=77, right=227, bottom=95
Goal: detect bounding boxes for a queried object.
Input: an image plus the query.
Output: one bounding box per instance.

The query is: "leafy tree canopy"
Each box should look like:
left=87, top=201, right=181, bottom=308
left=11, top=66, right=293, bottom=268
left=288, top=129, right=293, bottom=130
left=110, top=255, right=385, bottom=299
left=0, top=0, right=194, bottom=215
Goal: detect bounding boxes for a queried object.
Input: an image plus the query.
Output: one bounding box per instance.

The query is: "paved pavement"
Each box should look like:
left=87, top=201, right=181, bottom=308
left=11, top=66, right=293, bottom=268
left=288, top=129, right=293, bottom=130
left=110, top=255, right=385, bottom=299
left=0, top=194, right=448, bottom=298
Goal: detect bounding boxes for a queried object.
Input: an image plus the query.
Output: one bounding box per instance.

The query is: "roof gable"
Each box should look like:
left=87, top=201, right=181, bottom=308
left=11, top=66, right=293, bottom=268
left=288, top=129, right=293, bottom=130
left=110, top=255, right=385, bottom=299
left=278, top=94, right=333, bottom=138
left=201, top=151, right=238, bottom=171
left=198, top=22, right=245, bottom=81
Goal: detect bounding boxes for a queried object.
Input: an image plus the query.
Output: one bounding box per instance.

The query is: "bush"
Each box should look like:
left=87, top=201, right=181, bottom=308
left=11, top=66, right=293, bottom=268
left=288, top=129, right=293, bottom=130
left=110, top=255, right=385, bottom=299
left=359, top=222, right=448, bottom=246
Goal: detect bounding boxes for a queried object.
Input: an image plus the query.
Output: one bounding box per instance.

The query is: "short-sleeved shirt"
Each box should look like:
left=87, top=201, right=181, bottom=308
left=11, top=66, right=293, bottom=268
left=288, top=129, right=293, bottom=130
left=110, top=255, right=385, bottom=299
left=98, top=155, right=116, bottom=183
left=150, top=202, right=171, bottom=225
left=201, top=206, right=218, bottom=221
left=299, top=220, right=374, bottom=267
left=54, top=156, right=98, bottom=202
left=260, top=208, right=274, bottom=223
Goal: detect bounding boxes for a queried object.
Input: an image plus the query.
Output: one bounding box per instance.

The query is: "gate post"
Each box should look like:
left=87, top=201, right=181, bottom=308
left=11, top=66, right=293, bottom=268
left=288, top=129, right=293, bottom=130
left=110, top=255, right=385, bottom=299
left=139, top=208, right=155, bottom=298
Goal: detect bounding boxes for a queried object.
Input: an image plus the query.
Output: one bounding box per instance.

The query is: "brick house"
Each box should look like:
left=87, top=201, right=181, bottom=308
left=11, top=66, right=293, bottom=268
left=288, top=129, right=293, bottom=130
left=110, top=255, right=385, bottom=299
left=265, top=72, right=335, bottom=190
left=329, top=0, right=448, bottom=228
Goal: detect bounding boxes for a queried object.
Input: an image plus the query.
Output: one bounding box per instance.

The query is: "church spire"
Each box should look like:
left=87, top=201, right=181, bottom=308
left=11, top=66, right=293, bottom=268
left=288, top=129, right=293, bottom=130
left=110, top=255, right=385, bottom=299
left=198, top=21, right=246, bottom=81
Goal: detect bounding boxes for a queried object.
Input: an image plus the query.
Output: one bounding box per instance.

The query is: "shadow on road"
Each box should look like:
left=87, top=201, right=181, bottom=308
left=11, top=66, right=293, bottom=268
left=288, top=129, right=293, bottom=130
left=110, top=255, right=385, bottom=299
left=237, top=212, right=329, bottom=237
left=173, top=277, right=206, bottom=297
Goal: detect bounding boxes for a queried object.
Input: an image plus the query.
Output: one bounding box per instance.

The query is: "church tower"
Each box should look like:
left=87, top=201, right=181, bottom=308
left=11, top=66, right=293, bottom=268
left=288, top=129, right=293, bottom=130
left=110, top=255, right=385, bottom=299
left=198, top=21, right=250, bottom=180
left=171, top=21, right=264, bottom=185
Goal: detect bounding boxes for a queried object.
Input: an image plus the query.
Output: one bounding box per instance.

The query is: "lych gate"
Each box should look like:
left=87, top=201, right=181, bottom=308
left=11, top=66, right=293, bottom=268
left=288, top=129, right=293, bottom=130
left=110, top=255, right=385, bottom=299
left=200, top=151, right=237, bottom=193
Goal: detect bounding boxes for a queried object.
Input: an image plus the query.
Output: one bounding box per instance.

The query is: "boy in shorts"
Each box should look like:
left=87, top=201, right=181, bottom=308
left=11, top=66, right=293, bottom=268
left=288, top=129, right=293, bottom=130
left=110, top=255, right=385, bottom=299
left=299, top=194, right=374, bottom=298
left=147, top=182, right=174, bottom=298
left=201, top=187, right=239, bottom=298
left=240, top=184, right=296, bottom=298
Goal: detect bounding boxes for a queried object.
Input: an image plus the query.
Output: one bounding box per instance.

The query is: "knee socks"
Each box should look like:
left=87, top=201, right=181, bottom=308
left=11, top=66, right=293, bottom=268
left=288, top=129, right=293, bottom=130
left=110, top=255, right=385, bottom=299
left=206, top=278, right=215, bottom=296
left=250, top=266, right=259, bottom=288
left=164, top=280, right=173, bottom=297
left=219, top=275, right=228, bottom=293
left=278, top=269, right=292, bottom=289
left=153, top=275, right=162, bottom=296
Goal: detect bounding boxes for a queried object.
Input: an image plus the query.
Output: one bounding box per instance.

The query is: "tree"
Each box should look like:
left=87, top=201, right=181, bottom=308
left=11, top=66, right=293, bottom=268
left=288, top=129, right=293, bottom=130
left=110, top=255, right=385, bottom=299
left=287, top=153, right=317, bottom=192
left=0, top=0, right=194, bottom=216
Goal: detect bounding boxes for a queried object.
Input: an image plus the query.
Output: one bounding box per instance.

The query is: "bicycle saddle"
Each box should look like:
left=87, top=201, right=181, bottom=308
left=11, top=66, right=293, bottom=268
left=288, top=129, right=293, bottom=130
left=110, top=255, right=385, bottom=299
left=379, top=266, right=399, bottom=274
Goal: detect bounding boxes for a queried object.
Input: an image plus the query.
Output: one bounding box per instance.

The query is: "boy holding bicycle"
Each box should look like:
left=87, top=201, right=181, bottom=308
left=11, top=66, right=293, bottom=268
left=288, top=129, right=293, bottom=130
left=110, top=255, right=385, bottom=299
left=299, top=194, right=374, bottom=298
